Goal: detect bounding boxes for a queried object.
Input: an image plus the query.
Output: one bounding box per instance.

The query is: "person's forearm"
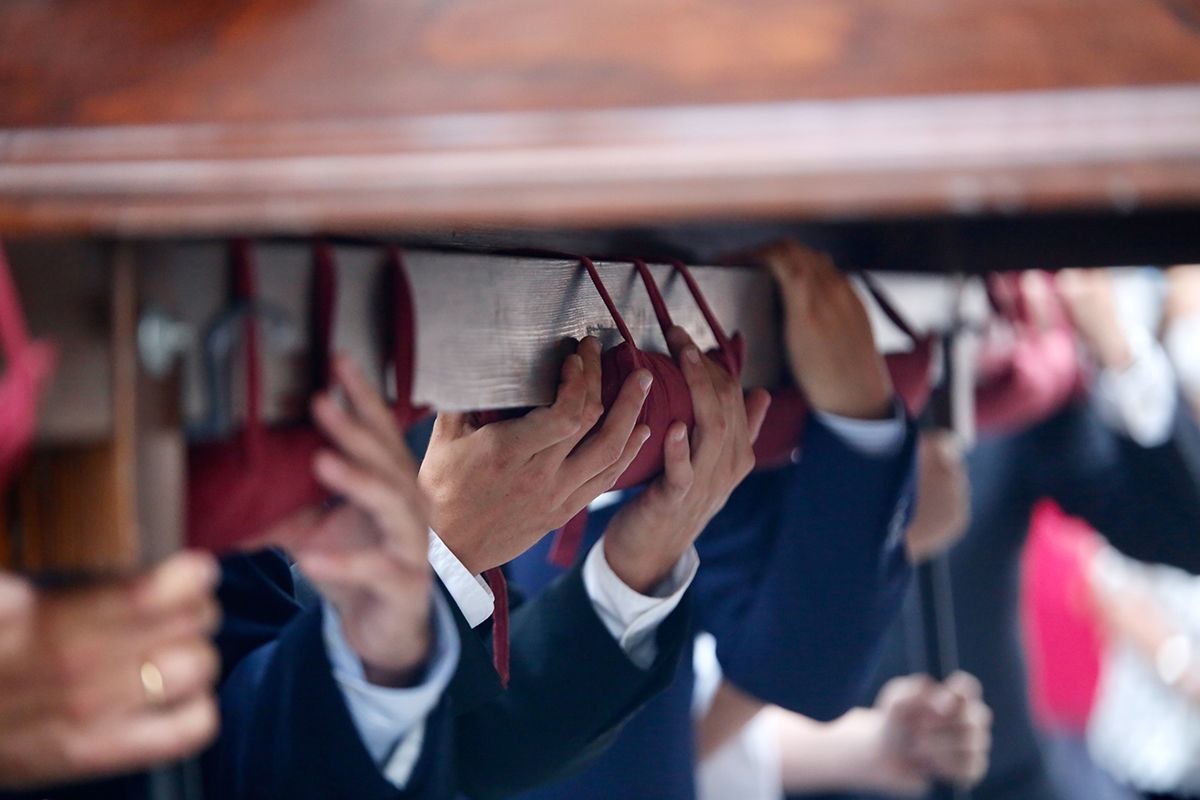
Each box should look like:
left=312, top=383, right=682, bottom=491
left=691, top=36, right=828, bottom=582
left=775, top=708, right=875, bottom=792
left=697, top=680, right=768, bottom=760
left=773, top=708, right=920, bottom=796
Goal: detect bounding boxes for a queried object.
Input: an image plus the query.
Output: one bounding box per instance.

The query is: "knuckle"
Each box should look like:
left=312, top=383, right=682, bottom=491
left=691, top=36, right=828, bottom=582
left=583, top=401, right=605, bottom=427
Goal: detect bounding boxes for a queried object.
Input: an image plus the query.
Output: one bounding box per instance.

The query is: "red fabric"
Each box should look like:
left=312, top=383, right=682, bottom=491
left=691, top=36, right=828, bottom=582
left=186, top=240, right=333, bottom=554
left=387, top=246, right=426, bottom=428
left=483, top=567, right=510, bottom=688
left=1020, top=499, right=1105, bottom=734
left=0, top=241, right=56, bottom=491
left=975, top=272, right=1086, bottom=435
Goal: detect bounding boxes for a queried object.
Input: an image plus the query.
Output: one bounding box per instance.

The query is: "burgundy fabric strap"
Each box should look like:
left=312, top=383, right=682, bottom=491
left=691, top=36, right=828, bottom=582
left=232, top=239, right=338, bottom=462
left=858, top=273, right=921, bottom=345
left=483, top=567, right=511, bottom=688
left=580, top=257, right=645, bottom=370
left=548, top=258, right=653, bottom=569
left=0, top=245, right=30, bottom=359
left=387, top=246, right=422, bottom=426
left=311, top=241, right=337, bottom=390
left=548, top=508, right=589, bottom=569
left=669, top=259, right=740, bottom=375
left=231, top=239, right=266, bottom=465
left=0, top=240, right=54, bottom=491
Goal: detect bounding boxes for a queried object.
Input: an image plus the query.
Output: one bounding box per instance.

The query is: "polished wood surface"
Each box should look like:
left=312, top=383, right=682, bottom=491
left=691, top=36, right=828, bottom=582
left=3, top=0, right=1200, bottom=125
left=1, top=1, right=1199, bottom=234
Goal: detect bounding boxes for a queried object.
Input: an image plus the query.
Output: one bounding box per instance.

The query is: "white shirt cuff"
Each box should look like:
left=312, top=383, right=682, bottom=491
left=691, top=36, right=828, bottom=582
left=1093, top=330, right=1178, bottom=448
left=813, top=398, right=907, bottom=459
left=321, top=591, right=460, bottom=788
left=428, top=529, right=495, bottom=628
left=582, top=537, right=699, bottom=670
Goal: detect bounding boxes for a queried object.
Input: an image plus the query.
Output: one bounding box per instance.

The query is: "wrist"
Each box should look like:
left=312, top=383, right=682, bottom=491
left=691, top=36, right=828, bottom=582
left=361, top=622, right=432, bottom=688
left=806, top=376, right=894, bottom=421
left=602, top=536, right=680, bottom=595
left=839, top=709, right=927, bottom=796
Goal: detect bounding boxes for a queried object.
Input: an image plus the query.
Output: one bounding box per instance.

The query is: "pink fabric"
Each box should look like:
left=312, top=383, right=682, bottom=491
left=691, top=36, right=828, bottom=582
left=976, top=273, right=1087, bottom=435
left=0, top=241, right=56, bottom=492
left=1020, top=498, right=1105, bottom=734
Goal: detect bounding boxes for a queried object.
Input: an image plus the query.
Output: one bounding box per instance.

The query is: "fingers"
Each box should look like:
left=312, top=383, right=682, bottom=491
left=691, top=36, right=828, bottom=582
left=331, top=355, right=405, bottom=453
left=561, top=424, right=651, bottom=513
left=72, top=695, right=219, bottom=778
left=143, top=640, right=221, bottom=709
left=579, top=336, right=603, bottom=412
left=80, top=553, right=218, bottom=628
left=658, top=422, right=694, bottom=498
left=431, top=411, right=474, bottom=442
left=667, top=327, right=721, bottom=453
left=744, top=388, right=772, bottom=445
left=312, top=451, right=428, bottom=552
left=944, top=671, right=983, bottom=702
left=561, top=369, right=652, bottom=485
left=501, top=353, right=588, bottom=454
left=759, top=240, right=835, bottom=286
left=313, top=392, right=414, bottom=484
left=297, top=545, right=428, bottom=599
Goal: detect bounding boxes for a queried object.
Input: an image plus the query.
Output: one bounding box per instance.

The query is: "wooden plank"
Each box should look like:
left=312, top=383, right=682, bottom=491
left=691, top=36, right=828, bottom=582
left=2, top=85, right=1199, bottom=235
left=3, top=0, right=1200, bottom=127
left=125, top=241, right=964, bottom=416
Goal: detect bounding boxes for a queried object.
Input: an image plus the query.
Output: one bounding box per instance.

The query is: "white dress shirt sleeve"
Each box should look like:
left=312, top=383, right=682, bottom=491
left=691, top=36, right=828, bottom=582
left=1093, top=329, right=1178, bottom=448
left=813, top=398, right=907, bottom=459
left=581, top=538, right=699, bottom=670
left=1165, top=313, right=1200, bottom=398
left=428, top=529, right=494, bottom=629
left=428, top=521, right=697, bottom=669
left=322, top=590, right=460, bottom=788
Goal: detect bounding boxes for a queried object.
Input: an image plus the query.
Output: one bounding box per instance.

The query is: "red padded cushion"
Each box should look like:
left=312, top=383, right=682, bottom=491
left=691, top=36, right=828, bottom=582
left=0, top=242, right=56, bottom=491
left=974, top=272, right=1086, bottom=435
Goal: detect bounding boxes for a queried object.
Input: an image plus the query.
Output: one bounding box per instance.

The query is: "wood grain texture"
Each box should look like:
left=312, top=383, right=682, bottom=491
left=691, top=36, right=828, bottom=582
left=3, top=86, right=1200, bottom=235
left=3, top=0, right=1200, bottom=126
left=1, top=1, right=1199, bottom=233
left=118, top=241, right=964, bottom=416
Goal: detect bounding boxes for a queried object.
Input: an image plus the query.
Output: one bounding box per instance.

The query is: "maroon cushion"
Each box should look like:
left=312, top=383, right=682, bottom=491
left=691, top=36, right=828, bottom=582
left=0, top=242, right=55, bottom=491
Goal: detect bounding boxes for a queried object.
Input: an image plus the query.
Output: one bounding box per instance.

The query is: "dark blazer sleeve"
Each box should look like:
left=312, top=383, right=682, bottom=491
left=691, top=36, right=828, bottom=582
left=1035, top=397, right=1200, bottom=573
left=205, top=551, right=455, bottom=800
left=448, top=564, right=691, bottom=800
left=696, top=414, right=919, bottom=720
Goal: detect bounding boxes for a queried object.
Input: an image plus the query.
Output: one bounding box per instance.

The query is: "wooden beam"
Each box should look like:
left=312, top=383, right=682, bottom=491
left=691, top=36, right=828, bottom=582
left=2, top=86, right=1199, bottom=235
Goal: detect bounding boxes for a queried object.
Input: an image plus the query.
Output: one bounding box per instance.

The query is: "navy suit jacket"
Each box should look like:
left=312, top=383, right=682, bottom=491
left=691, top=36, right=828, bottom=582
left=508, top=414, right=919, bottom=800
left=207, top=551, right=455, bottom=800
left=211, top=550, right=691, bottom=800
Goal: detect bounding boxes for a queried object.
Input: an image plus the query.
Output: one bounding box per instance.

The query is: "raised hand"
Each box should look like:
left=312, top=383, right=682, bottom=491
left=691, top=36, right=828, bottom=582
left=1056, top=268, right=1134, bottom=371
left=603, top=327, right=771, bottom=593
left=0, top=553, right=220, bottom=789
left=275, top=355, right=434, bottom=688
left=759, top=241, right=894, bottom=420
left=419, top=336, right=652, bottom=574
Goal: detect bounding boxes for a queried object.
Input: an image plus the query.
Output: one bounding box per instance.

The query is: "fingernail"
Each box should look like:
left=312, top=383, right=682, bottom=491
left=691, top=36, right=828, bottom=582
left=568, top=354, right=583, bottom=372
left=638, top=372, right=653, bottom=392
left=685, top=347, right=700, bottom=364
left=672, top=425, right=686, bottom=441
